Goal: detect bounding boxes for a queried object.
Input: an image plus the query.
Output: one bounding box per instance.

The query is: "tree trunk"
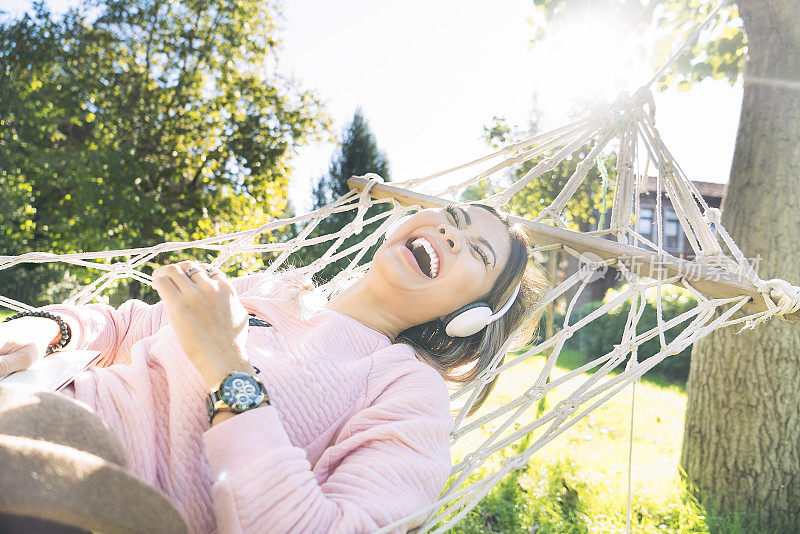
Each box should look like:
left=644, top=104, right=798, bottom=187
left=680, top=0, right=800, bottom=527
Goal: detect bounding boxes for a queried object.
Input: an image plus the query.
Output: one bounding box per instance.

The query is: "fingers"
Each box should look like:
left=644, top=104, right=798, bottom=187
left=152, top=264, right=185, bottom=301
left=201, top=263, right=225, bottom=279
left=177, top=260, right=212, bottom=288
left=0, top=346, right=39, bottom=378
left=153, top=262, right=202, bottom=293
left=152, top=261, right=232, bottom=302
left=199, top=263, right=235, bottom=294
left=181, top=261, right=226, bottom=295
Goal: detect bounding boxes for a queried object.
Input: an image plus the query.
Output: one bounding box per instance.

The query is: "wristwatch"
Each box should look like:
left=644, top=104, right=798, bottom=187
left=205, top=371, right=270, bottom=424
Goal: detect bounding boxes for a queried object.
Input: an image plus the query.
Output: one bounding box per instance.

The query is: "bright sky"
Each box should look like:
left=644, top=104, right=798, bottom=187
left=5, top=0, right=743, bottom=214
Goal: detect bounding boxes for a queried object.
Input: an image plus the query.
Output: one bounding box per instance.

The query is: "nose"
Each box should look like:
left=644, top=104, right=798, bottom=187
left=437, top=223, right=463, bottom=253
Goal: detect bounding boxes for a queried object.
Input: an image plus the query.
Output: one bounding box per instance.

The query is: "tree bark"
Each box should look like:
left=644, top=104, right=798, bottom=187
left=681, top=0, right=800, bottom=527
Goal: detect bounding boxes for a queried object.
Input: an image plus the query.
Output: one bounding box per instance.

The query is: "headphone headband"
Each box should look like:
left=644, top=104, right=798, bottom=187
left=488, top=282, right=521, bottom=322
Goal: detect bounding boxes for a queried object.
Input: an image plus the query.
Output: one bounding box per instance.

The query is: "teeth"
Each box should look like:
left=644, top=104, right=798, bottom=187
left=411, top=237, right=439, bottom=278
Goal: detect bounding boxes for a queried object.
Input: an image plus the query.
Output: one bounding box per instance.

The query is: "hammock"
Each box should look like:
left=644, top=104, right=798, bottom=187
left=3, top=1, right=799, bottom=531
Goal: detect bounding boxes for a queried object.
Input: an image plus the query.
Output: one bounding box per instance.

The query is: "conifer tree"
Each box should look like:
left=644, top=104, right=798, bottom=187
left=304, top=109, right=390, bottom=282
left=312, top=108, right=390, bottom=209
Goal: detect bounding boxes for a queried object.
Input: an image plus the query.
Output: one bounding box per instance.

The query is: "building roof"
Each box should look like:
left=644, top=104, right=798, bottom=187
left=643, top=176, right=726, bottom=200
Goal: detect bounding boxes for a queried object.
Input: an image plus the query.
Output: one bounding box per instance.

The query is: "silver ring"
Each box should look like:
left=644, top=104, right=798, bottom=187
left=185, top=267, right=202, bottom=278
left=205, top=267, right=222, bottom=277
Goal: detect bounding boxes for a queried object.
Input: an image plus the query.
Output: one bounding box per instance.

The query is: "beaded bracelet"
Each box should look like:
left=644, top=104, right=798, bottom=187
left=3, top=310, right=72, bottom=355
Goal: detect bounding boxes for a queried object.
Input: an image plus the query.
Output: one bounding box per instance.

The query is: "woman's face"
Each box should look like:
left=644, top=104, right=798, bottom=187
left=368, top=205, right=513, bottom=327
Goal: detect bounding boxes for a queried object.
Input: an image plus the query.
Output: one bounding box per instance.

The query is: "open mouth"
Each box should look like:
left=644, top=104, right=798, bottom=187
left=405, top=236, right=439, bottom=278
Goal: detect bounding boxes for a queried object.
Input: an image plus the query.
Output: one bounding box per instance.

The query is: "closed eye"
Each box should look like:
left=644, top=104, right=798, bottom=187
left=445, top=205, right=461, bottom=226
left=473, top=245, right=491, bottom=266
left=447, top=206, right=490, bottom=267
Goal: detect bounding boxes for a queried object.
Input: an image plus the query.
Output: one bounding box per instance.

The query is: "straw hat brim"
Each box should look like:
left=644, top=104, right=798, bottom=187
left=0, top=435, right=187, bottom=533
left=0, top=386, right=187, bottom=533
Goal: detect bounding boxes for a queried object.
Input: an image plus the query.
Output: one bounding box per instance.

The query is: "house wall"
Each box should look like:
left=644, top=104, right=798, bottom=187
left=555, top=185, right=724, bottom=316
left=635, top=192, right=723, bottom=260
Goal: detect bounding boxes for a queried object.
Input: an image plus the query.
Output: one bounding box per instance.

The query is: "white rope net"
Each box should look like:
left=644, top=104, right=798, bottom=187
left=3, top=1, right=800, bottom=531
left=4, top=88, right=799, bottom=531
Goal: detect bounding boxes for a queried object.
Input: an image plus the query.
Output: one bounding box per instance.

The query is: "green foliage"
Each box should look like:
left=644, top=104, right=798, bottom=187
left=571, top=285, right=698, bottom=382
left=450, top=399, right=784, bottom=532
left=469, top=116, right=617, bottom=231
left=482, top=116, right=512, bottom=149
left=530, top=0, right=745, bottom=90
left=0, top=174, right=35, bottom=253
left=454, top=460, right=594, bottom=533
left=0, top=0, right=328, bottom=304
left=443, top=350, right=792, bottom=532
left=0, top=168, right=86, bottom=305
left=297, top=108, right=390, bottom=283
left=651, top=0, right=746, bottom=89
left=454, top=445, right=590, bottom=534
left=446, top=351, right=710, bottom=533
left=0, top=265, right=84, bottom=308
left=504, top=149, right=617, bottom=231
left=0, top=0, right=327, bottom=249
left=701, top=500, right=798, bottom=533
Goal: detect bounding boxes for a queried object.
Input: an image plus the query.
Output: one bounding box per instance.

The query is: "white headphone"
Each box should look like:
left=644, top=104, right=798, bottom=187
left=443, top=282, right=522, bottom=337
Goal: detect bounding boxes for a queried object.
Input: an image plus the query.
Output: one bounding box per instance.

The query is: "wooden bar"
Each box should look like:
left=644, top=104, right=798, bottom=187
left=348, top=176, right=800, bottom=323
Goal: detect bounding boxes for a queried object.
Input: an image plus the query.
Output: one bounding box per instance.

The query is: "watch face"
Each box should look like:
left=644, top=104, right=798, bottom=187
left=220, top=372, right=266, bottom=412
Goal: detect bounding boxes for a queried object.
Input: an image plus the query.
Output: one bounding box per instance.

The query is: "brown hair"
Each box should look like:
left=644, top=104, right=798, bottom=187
left=395, top=204, right=549, bottom=416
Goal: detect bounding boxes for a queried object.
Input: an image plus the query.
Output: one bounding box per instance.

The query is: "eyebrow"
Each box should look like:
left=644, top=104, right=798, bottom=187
left=458, top=206, right=497, bottom=268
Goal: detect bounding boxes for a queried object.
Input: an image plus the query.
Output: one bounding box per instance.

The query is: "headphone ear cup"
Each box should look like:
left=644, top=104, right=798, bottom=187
left=444, top=302, right=493, bottom=337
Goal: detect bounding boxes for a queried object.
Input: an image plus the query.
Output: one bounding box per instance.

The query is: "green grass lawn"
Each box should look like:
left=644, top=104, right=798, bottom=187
left=0, top=309, right=13, bottom=320
left=445, top=350, right=772, bottom=533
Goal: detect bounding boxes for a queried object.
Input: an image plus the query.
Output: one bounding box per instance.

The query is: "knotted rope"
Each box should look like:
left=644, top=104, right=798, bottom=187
left=739, top=279, right=800, bottom=330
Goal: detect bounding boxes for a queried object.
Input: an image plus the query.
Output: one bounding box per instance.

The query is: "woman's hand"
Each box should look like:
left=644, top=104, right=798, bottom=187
left=0, top=316, right=60, bottom=378
left=152, top=261, right=254, bottom=390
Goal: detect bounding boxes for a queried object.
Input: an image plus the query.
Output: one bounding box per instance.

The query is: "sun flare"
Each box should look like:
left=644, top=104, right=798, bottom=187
left=531, top=12, right=654, bottom=120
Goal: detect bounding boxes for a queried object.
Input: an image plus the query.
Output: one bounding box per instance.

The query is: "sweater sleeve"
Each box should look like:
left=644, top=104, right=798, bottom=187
left=41, top=272, right=278, bottom=367
left=201, top=358, right=453, bottom=533
left=41, top=298, right=169, bottom=367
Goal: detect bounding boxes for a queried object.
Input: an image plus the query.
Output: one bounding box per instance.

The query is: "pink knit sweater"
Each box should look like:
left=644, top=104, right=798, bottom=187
left=46, top=273, right=453, bottom=533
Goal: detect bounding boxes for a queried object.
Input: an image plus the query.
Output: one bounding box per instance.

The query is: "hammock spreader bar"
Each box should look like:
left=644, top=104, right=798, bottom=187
left=348, top=176, right=800, bottom=324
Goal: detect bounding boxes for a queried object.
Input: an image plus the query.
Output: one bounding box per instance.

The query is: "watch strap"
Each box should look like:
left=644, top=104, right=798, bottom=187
left=205, top=390, right=223, bottom=424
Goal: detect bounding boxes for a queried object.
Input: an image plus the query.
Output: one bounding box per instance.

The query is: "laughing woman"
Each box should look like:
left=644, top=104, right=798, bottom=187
left=0, top=205, right=548, bottom=533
